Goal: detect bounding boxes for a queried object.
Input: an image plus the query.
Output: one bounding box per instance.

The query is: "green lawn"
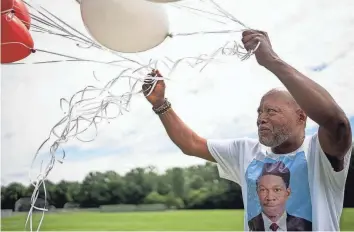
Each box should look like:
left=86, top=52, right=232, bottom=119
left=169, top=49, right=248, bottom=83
left=2, top=209, right=354, bottom=231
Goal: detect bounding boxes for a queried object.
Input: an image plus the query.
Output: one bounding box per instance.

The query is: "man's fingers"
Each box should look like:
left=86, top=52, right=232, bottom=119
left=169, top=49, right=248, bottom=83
left=142, top=77, right=154, bottom=94
left=241, top=30, right=269, bottom=48
left=142, top=69, right=165, bottom=96
left=142, top=80, right=165, bottom=95
left=142, top=83, right=152, bottom=90
left=243, top=29, right=267, bottom=36
left=148, top=69, right=163, bottom=78
left=255, top=30, right=268, bottom=38
left=154, top=69, right=163, bottom=77
left=243, top=37, right=261, bottom=51
left=242, top=29, right=259, bottom=37
left=242, top=33, right=262, bottom=45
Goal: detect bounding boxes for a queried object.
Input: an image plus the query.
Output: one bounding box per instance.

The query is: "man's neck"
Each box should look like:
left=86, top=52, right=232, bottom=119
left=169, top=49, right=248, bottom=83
left=262, top=211, right=287, bottom=223
left=271, top=133, right=305, bottom=154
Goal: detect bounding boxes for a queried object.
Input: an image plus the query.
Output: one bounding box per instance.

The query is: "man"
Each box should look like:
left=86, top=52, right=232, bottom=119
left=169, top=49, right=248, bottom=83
left=248, top=161, right=312, bottom=231
left=142, top=30, right=352, bottom=231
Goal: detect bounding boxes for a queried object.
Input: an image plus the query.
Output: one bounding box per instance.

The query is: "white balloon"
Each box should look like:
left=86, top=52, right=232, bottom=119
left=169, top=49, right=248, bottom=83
left=80, top=0, right=170, bottom=53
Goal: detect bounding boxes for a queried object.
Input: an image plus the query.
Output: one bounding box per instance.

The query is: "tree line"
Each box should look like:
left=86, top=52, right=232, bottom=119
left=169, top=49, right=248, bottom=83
left=2, top=149, right=354, bottom=211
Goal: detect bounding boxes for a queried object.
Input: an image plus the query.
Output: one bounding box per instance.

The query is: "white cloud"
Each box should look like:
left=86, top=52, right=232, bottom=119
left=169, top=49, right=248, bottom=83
left=1, top=0, right=354, bottom=185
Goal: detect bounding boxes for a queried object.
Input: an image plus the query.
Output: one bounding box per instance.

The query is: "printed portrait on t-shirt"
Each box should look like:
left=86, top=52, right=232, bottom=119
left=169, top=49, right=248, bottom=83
left=245, top=151, right=312, bottom=231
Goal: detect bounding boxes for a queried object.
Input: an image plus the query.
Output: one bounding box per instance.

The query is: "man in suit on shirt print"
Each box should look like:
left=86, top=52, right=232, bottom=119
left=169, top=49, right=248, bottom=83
left=248, top=161, right=312, bottom=231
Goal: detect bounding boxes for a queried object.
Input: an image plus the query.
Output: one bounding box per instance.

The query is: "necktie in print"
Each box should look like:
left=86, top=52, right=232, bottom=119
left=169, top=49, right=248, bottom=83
left=270, top=223, right=279, bottom=231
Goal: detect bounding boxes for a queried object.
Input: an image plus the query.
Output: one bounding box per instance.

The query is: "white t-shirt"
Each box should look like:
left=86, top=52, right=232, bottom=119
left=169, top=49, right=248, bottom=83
left=207, top=133, right=352, bottom=231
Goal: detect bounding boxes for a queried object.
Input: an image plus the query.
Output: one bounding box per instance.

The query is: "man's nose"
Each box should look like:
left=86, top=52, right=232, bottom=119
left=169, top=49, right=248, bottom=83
left=265, top=191, right=275, bottom=199
left=267, top=191, right=277, bottom=200
left=257, top=116, right=267, bottom=126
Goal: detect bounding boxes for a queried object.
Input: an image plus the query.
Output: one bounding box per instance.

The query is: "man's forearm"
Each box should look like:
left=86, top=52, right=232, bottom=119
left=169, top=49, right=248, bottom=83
left=158, top=108, right=200, bottom=155
left=264, top=58, right=347, bottom=127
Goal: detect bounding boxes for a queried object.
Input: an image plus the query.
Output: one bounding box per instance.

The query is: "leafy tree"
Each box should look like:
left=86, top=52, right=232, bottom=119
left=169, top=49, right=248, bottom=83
left=1, top=147, right=353, bottom=210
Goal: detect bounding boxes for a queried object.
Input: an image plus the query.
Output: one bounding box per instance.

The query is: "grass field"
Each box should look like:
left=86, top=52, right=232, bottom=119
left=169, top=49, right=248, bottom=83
left=2, top=208, right=354, bottom=231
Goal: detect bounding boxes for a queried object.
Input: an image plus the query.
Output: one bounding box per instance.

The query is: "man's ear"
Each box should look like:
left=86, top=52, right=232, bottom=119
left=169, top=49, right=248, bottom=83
left=296, top=108, right=307, bottom=126
left=286, top=188, right=291, bottom=197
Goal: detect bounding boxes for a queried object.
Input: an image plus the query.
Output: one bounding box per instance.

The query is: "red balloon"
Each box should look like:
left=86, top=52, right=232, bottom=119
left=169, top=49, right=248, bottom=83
left=1, top=0, right=14, bottom=13
left=1, top=13, right=35, bottom=63
left=13, top=0, right=31, bottom=29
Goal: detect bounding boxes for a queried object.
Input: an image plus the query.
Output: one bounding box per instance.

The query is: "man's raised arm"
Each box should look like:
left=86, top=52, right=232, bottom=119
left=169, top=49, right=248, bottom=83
left=241, top=30, right=352, bottom=168
left=142, top=70, right=215, bottom=162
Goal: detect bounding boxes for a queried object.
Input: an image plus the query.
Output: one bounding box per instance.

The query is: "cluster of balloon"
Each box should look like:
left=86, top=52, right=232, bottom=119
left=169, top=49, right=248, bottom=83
left=80, top=0, right=181, bottom=53
left=1, top=0, right=35, bottom=63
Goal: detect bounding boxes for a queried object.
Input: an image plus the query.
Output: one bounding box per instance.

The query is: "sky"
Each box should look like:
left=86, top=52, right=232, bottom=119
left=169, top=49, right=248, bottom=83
left=1, top=0, right=354, bottom=186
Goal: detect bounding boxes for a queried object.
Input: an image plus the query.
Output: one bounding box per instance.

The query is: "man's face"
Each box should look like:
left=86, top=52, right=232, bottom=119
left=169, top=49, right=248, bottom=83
left=257, top=92, right=297, bottom=147
left=257, top=174, right=290, bottom=218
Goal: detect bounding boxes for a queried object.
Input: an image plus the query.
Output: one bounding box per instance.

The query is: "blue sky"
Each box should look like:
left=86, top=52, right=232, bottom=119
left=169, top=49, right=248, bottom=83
left=1, top=0, right=354, bottom=185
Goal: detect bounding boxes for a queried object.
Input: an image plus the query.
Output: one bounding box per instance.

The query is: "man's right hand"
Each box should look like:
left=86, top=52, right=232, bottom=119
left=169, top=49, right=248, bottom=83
left=142, top=69, right=166, bottom=108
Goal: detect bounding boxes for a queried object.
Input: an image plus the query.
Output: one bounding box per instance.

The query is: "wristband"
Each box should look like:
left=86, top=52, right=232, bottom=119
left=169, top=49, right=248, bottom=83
left=152, top=98, right=171, bottom=115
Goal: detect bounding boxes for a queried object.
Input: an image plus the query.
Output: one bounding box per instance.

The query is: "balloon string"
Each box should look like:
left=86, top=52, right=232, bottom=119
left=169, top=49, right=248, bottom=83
left=169, top=29, right=245, bottom=37
left=25, top=67, right=165, bottom=231
left=0, top=45, right=137, bottom=68
left=170, top=3, right=230, bottom=25
left=207, top=0, right=251, bottom=29
left=1, top=42, right=36, bottom=53
left=30, top=13, right=67, bottom=32
left=3, top=1, right=259, bottom=70
left=24, top=0, right=145, bottom=67
left=22, top=0, right=253, bottom=68
left=26, top=1, right=109, bottom=54
left=172, top=2, right=230, bottom=19
left=1, top=9, right=14, bottom=14
left=25, top=1, right=72, bottom=34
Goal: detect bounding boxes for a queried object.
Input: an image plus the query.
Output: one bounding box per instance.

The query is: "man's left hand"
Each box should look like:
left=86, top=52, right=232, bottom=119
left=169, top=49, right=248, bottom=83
left=241, top=30, right=279, bottom=67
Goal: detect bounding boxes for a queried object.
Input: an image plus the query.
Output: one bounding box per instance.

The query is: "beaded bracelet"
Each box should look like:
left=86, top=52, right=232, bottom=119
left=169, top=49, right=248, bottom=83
left=152, top=98, right=171, bottom=115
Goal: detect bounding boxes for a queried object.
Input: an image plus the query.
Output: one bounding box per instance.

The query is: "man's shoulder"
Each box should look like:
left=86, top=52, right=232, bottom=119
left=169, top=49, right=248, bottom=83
left=208, top=137, right=259, bottom=143
left=206, top=137, right=262, bottom=162
left=287, top=213, right=312, bottom=225
left=234, top=137, right=260, bottom=146
left=207, top=137, right=260, bottom=150
left=247, top=213, right=263, bottom=230
left=230, top=137, right=262, bottom=155
left=248, top=212, right=262, bottom=222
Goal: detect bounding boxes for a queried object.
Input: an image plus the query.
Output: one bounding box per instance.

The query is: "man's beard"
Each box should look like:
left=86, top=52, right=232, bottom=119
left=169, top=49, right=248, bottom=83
left=259, top=125, right=291, bottom=147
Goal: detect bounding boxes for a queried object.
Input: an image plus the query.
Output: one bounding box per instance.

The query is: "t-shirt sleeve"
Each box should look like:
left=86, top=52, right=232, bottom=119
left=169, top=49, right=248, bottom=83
left=307, top=132, right=352, bottom=191
left=207, top=138, right=256, bottom=184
